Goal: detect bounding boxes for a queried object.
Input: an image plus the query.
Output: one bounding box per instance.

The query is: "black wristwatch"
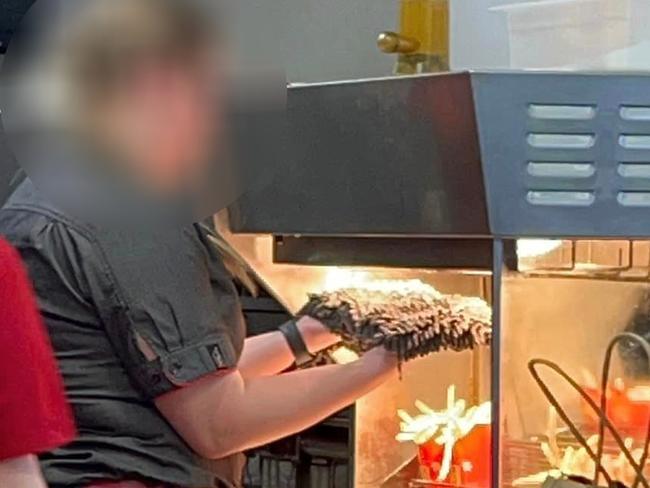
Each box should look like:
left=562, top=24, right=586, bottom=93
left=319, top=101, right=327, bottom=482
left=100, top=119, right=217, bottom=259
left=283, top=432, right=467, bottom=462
left=279, top=319, right=313, bottom=367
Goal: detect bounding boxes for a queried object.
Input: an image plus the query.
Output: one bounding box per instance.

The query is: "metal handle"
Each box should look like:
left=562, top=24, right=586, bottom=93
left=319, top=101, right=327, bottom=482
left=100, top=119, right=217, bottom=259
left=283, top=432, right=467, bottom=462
left=376, top=31, right=420, bottom=54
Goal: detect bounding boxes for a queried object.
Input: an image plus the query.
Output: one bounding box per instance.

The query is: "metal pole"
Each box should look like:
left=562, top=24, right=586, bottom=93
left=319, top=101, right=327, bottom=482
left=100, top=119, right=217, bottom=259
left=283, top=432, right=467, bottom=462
left=349, top=404, right=355, bottom=488
left=491, top=238, right=504, bottom=488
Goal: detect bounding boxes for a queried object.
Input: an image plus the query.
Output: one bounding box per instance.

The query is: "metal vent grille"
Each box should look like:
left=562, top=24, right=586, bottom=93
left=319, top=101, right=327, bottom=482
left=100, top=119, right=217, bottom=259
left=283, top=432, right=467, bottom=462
left=526, top=104, right=598, bottom=208
left=617, top=105, right=650, bottom=207
left=473, top=72, right=650, bottom=237
left=523, top=103, right=650, bottom=210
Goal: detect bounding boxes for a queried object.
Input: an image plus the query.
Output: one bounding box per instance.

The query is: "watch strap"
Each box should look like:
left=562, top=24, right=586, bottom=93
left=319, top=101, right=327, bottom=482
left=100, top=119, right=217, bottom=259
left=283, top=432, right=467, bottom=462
left=279, top=320, right=313, bottom=367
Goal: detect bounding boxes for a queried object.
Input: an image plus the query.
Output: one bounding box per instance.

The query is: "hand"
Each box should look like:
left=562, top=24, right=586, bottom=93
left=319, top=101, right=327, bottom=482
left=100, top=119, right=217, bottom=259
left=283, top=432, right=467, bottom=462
left=296, top=316, right=341, bottom=354
left=359, top=346, right=399, bottom=374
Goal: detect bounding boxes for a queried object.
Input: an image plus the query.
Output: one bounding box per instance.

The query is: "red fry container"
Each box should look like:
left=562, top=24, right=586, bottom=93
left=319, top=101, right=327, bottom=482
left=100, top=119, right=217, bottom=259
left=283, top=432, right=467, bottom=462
left=416, top=425, right=491, bottom=488
left=582, top=385, right=650, bottom=439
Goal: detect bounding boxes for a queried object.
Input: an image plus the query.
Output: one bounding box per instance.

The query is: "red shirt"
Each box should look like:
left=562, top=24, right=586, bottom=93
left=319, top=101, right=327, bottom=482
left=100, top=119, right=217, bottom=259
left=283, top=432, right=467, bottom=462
left=0, top=238, right=76, bottom=460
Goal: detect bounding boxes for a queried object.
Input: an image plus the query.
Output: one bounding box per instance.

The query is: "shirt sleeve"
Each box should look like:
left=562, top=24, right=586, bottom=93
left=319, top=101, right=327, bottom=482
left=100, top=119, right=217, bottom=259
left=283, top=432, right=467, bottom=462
left=35, top=222, right=246, bottom=401
left=0, top=239, right=76, bottom=461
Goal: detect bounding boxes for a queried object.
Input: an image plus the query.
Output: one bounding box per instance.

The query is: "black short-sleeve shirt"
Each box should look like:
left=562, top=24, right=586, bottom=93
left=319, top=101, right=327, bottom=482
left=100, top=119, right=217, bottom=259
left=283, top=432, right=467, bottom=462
left=0, top=179, right=246, bottom=488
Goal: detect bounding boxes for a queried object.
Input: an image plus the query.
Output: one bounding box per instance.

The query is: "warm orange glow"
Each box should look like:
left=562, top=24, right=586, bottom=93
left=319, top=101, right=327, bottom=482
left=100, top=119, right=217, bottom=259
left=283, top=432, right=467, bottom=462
left=517, top=239, right=563, bottom=259
left=322, top=268, right=443, bottom=297
left=578, top=373, right=650, bottom=439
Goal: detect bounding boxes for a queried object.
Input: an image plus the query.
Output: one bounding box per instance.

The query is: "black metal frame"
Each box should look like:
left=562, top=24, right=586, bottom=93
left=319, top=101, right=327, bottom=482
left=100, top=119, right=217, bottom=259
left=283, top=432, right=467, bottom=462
left=491, top=238, right=506, bottom=488
left=273, top=236, right=517, bottom=271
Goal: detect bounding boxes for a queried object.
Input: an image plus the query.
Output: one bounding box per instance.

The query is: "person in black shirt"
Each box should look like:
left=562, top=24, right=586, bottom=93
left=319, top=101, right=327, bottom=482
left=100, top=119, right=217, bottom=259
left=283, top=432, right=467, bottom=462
left=0, top=1, right=399, bottom=487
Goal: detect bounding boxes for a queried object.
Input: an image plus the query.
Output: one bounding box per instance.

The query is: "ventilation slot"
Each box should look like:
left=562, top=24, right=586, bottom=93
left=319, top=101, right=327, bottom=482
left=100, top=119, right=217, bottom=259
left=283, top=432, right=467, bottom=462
left=528, top=104, right=596, bottom=120
left=619, top=135, right=650, bottom=150
left=620, top=106, right=650, bottom=121
left=618, top=164, right=650, bottom=179
left=528, top=133, right=595, bottom=149
left=527, top=191, right=595, bottom=207
left=618, top=192, right=650, bottom=207
left=527, top=162, right=595, bottom=179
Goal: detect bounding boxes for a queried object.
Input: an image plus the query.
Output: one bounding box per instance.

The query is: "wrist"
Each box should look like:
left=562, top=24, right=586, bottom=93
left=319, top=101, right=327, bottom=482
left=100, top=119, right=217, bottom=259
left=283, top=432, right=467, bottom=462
left=278, top=319, right=313, bottom=366
left=360, top=347, right=399, bottom=374
left=296, top=316, right=341, bottom=354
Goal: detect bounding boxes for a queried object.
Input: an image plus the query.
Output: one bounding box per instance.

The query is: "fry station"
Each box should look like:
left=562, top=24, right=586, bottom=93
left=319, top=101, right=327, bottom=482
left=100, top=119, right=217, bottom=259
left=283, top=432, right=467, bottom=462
left=220, top=71, right=650, bottom=487
left=4, top=1, right=650, bottom=488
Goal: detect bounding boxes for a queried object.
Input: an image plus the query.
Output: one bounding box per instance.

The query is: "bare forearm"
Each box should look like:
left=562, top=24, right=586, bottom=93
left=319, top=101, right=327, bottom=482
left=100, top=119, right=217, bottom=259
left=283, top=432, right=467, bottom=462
left=0, top=456, right=47, bottom=488
left=238, top=317, right=339, bottom=377
left=224, top=355, right=397, bottom=454
left=237, top=332, right=292, bottom=377
left=156, top=348, right=397, bottom=459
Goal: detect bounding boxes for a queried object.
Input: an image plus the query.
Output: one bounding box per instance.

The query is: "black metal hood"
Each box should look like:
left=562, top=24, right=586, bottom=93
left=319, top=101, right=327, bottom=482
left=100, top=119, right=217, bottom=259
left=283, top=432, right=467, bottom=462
left=230, top=71, right=650, bottom=241
left=230, top=72, right=488, bottom=238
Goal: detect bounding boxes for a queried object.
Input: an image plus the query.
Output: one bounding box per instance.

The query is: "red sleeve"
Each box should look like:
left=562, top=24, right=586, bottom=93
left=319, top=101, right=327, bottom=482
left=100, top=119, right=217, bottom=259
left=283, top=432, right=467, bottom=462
left=0, top=238, right=76, bottom=460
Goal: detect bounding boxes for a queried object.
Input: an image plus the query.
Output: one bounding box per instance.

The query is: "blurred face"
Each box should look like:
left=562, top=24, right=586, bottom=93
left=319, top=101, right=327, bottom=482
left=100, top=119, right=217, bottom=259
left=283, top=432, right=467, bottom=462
left=102, top=51, right=224, bottom=195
